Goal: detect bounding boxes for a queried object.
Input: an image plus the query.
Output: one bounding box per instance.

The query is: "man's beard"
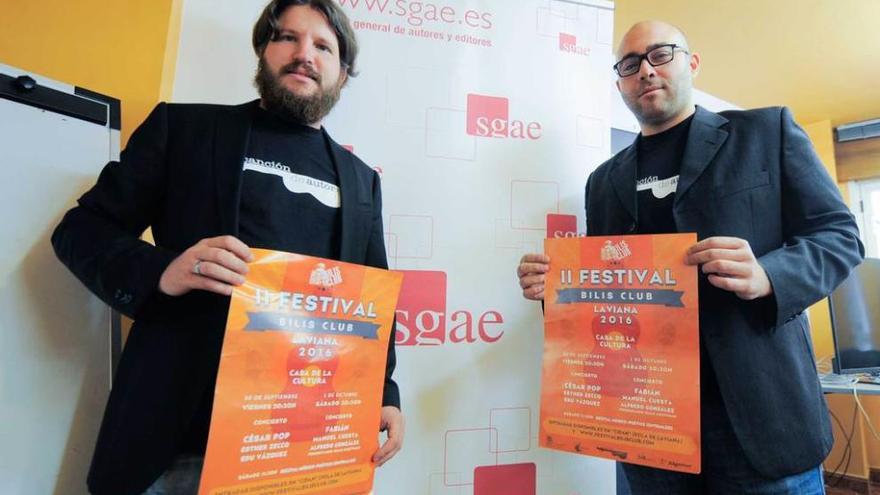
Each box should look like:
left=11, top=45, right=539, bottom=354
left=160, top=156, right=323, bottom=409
left=624, top=80, right=689, bottom=128
left=255, top=58, right=343, bottom=125
left=626, top=95, right=674, bottom=127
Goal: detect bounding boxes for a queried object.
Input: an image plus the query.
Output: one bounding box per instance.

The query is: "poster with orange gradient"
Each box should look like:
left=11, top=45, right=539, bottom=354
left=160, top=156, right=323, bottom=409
left=198, top=249, right=403, bottom=495
left=540, top=234, right=700, bottom=473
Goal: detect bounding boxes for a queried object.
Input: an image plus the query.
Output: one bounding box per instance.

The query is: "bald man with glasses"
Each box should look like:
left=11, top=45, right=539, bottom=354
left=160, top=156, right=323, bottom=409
left=517, top=21, right=863, bottom=494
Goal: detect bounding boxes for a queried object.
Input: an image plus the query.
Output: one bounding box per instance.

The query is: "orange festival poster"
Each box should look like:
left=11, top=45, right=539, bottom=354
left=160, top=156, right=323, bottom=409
left=540, top=234, right=700, bottom=473
left=198, top=249, right=403, bottom=495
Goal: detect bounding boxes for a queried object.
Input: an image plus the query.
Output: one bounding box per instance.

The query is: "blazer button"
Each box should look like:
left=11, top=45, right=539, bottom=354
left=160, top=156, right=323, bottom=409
left=114, top=289, right=133, bottom=304
left=627, top=223, right=636, bottom=233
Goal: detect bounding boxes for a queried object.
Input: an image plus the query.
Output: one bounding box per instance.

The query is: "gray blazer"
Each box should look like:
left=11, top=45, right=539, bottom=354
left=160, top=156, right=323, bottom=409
left=584, top=105, right=863, bottom=477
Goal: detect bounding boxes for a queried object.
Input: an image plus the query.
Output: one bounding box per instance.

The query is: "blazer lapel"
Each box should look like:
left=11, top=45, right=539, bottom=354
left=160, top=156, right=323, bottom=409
left=674, top=106, right=729, bottom=207
left=609, top=142, right=638, bottom=226
left=212, top=101, right=257, bottom=235
left=324, top=129, right=360, bottom=263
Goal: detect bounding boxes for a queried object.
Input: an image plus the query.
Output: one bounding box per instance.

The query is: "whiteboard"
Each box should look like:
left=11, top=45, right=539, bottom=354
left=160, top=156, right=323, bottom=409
left=0, top=63, right=120, bottom=495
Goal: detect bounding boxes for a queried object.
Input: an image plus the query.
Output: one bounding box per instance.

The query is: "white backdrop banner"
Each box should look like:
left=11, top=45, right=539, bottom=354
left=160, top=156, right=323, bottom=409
left=173, top=0, right=617, bottom=493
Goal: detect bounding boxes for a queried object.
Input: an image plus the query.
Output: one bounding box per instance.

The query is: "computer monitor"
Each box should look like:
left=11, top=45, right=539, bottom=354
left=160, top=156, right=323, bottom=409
left=830, top=258, right=880, bottom=375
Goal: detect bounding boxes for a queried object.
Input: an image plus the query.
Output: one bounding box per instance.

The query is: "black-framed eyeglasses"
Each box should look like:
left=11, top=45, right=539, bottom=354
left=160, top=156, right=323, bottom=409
left=613, top=44, right=689, bottom=77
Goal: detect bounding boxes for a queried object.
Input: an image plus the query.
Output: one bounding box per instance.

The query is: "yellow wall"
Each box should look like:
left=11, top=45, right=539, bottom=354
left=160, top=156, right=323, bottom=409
left=612, top=0, right=880, bottom=126
left=0, top=0, right=183, bottom=144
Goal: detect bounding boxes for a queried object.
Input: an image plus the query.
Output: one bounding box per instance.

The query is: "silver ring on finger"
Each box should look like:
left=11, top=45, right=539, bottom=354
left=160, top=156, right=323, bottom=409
left=193, top=260, right=203, bottom=276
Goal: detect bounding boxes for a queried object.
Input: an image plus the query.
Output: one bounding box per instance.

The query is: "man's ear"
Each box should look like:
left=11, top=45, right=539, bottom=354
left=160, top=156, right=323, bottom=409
left=689, top=51, right=701, bottom=78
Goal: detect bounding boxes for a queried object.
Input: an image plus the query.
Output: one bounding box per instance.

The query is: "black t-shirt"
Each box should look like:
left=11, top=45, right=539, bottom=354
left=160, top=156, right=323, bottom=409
left=635, top=114, right=693, bottom=234
left=238, top=107, right=341, bottom=259
left=181, top=107, right=343, bottom=454
left=634, top=114, right=723, bottom=404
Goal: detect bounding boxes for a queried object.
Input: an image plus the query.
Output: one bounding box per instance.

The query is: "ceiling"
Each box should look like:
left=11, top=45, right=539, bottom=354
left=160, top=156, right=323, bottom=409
left=613, top=0, right=880, bottom=127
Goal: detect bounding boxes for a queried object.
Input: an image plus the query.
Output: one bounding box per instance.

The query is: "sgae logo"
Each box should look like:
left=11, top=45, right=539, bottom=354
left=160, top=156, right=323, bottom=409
left=395, top=270, right=504, bottom=346
left=466, top=94, right=542, bottom=140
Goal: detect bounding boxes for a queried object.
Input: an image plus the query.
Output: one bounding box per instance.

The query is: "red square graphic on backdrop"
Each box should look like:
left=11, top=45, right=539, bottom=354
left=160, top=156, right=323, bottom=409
left=474, top=463, right=536, bottom=495
left=546, top=213, right=577, bottom=238
left=467, top=94, right=509, bottom=137
left=559, top=33, right=577, bottom=51
left=394, top=270, right=447, bottom=346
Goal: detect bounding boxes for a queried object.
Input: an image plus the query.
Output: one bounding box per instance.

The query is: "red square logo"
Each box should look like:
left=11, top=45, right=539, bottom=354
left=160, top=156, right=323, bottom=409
left=559, top=32, right=577, bottom=51
left=394, top=270, right=447, bottom=346
left=474, top=463, right=536, bottom=495
left=467, top=93, right=509, bottom=137
left=546, top=213, right=577, bottom=238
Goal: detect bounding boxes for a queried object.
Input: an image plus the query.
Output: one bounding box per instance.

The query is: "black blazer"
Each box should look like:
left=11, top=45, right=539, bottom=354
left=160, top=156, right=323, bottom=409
left=52, top=100, right=399, bottom=495
left=585, top=106, right=863, bottom=478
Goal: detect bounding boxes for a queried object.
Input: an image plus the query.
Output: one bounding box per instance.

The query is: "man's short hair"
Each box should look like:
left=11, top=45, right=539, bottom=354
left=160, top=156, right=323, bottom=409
left=252, top=0, right=359, bottom=78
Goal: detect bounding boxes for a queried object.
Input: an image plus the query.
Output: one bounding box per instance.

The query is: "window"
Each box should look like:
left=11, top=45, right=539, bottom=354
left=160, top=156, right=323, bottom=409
left=849, top=178, right=880, bottom=258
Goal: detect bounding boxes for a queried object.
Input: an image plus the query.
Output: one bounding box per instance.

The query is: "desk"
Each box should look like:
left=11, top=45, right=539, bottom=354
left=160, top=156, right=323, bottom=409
left=820, top=374, right=880, bottom=486
left=822, top=375, right=880, bottom=396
